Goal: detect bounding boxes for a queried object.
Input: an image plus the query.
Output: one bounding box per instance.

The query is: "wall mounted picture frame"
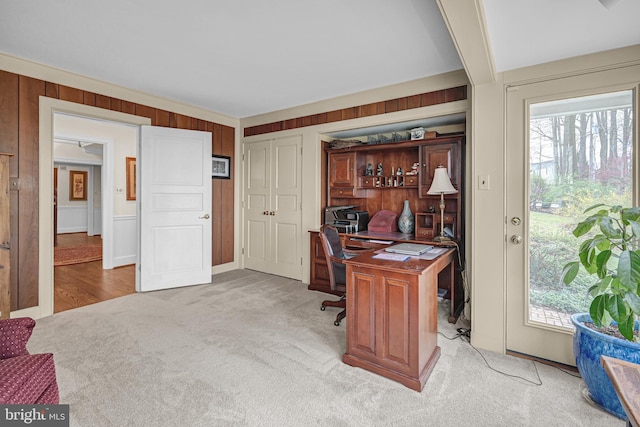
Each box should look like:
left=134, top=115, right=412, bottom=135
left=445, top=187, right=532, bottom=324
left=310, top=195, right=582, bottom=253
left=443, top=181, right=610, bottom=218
left=126, top=157, right=136, bottom=200
left=69, top=170, right=87, bottom=201
left=212, top=155, right=231, bottom=179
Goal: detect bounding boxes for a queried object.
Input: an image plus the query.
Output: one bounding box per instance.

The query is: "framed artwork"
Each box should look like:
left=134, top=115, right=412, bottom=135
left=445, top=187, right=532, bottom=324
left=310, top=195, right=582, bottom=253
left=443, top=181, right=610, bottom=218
left=126, top=157, right=136, bottom=200
left=212, top=155, right=231, bottom=179
left=69, top=170, right=88, bottom=201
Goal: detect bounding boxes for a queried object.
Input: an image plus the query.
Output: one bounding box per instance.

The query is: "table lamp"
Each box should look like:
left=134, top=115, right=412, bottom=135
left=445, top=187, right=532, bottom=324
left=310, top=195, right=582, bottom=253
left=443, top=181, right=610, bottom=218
left=427, top=165, right=458, bottom=242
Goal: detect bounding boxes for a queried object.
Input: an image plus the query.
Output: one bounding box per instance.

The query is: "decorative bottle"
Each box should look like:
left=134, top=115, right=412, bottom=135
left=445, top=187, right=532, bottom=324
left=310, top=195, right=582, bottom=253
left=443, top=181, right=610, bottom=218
left=398, top=200, right=414, bottom=234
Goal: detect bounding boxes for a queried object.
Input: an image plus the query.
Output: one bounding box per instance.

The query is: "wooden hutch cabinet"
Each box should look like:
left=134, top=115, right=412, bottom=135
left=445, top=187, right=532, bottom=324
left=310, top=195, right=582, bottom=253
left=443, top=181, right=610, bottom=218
left=419, top=142, right=460, bottom=197
left=310, top=133, right=466, bottom=322
left=323, top=134, right=464, bottom=242
left=329, top=152, right=359, bottom=187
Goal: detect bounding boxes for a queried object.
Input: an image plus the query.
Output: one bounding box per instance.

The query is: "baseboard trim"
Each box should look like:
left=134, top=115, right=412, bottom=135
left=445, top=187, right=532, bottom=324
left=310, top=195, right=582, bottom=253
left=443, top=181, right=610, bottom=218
left=506, top=349, right=578, bottom=373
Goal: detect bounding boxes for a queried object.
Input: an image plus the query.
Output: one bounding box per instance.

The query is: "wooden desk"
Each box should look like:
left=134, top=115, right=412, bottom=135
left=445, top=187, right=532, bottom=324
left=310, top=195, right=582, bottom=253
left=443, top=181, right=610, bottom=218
left=601, top=355, right=640, bottom=427
left=342, top=248, right=456, bottom=391
left=308, top=230, right=464, bottom=322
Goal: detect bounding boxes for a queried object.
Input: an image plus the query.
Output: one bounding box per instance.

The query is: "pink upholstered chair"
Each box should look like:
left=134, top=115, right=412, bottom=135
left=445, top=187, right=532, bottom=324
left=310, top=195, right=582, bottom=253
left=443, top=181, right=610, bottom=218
left=0, top=317, right=59, bottom=404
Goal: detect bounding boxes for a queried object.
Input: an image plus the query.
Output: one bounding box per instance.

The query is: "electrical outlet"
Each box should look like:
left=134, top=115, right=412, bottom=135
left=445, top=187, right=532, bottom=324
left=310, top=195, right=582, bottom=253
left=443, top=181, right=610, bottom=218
left=479, top=175, right=490, bottom=190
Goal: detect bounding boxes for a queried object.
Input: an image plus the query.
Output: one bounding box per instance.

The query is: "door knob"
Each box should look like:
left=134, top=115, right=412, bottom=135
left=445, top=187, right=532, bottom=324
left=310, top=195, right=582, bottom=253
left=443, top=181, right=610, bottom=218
left=511, top=235, right=523, bottom=244
left=263, top=211, right=269, bottom=215
left=199, top=214, right=210, bottom=219
left=269, top=211, right=276, bottom=216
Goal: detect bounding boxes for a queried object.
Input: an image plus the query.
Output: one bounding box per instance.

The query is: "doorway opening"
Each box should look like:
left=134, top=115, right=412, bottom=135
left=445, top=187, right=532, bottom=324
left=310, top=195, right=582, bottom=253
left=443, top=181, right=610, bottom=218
left=52, top=112, right=137, bottom=312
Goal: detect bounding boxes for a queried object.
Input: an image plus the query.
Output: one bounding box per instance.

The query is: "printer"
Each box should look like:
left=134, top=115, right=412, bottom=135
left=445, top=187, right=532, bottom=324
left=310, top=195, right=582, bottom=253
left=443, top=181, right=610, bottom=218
left=324, top=205, right=369, bottom=233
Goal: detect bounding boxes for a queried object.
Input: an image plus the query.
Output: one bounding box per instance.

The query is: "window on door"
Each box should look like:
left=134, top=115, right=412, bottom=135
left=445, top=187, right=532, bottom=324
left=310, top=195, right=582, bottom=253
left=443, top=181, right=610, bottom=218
left=528, top=90, right=635, bottom=329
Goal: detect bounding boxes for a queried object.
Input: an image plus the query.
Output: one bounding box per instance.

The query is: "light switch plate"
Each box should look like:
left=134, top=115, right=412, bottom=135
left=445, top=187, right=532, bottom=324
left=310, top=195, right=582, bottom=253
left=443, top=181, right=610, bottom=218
left=479, top=175, right=490, bottom=190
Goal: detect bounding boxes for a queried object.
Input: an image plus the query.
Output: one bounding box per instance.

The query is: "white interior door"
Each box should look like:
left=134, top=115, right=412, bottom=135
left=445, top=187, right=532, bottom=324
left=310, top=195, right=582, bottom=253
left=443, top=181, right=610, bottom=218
left=244, top=140, right=271, bottom=273
left=270, top=136, right=302, bottom=279
left=243, top=135, right=302, bottom=279
left=137, top=125, right=212, bottom=292
left=505, top=66, right=638, bottom=365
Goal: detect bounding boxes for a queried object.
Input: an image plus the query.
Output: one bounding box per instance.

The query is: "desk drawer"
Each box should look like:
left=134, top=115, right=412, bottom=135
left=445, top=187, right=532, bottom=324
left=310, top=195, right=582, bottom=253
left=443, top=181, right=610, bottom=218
left=440, top=214, right=455, bottom=223
left=358, top=177, right=377, bottom=188
left=330, top=187, right=363, bottom=198
left=415, top=227, right=434, bottom=238
left=403, top=176, right=418, bottom=187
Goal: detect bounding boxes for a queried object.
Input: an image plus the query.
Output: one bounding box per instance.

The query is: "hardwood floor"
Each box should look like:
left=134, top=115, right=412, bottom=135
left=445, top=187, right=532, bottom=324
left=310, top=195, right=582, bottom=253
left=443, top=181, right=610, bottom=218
left=54, top=233, right=135, bottom=313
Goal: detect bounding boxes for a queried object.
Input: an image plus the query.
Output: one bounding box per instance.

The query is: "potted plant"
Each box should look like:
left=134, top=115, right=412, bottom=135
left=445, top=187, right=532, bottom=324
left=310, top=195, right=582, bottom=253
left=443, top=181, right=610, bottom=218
left=562, top=204, right=640, bottom=419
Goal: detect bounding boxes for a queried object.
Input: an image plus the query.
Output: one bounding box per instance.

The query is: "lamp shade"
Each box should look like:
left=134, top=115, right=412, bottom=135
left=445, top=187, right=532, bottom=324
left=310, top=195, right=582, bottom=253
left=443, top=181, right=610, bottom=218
left=427, top=166, right=457, bottom=195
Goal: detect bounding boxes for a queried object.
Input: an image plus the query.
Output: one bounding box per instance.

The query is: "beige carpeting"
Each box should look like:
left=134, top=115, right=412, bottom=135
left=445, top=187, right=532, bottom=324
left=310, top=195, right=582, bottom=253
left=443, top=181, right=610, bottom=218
left=28, top=270, right=622, bottom=427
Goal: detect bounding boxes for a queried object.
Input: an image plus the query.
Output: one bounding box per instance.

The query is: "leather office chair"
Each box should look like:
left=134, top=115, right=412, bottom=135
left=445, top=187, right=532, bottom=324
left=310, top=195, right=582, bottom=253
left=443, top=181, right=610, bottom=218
left=318, top=224, right=369, bottom=326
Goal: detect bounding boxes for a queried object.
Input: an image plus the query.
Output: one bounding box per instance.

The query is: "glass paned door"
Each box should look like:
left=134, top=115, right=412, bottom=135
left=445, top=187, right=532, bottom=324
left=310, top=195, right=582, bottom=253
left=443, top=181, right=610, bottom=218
left=506, top=65, right=638, bottom=365
left=529, top=91, right=634, bottom=329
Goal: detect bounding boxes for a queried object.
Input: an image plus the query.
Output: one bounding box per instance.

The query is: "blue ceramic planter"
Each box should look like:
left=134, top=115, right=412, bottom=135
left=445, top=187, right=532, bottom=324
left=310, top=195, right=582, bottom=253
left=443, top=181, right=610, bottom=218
left=571, top=313, right=640, bottom=419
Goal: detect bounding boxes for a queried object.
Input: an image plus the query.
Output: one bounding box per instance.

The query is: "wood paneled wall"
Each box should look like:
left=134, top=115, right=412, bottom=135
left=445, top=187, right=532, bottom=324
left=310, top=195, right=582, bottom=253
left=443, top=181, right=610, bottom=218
left=243, top=86, right=467, bottom=137
left=0, top=70, right=235, bottom=311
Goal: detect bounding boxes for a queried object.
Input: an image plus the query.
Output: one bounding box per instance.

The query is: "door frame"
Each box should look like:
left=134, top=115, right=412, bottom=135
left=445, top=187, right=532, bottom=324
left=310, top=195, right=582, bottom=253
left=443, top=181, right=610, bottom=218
left=505, top=66, right=640, bottom=365
left=53, top=137, right=106, bottom=250
left=17, top=97, right=151, bottom=320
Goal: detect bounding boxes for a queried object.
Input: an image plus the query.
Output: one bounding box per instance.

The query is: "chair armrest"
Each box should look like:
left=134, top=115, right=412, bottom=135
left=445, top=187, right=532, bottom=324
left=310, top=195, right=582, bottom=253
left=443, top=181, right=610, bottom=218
left=0, top=317, right=36, bottom=359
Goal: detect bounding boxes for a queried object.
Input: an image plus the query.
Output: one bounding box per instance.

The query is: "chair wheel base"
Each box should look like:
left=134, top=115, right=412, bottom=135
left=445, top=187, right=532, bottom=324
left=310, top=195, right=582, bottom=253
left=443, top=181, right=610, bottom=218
left=334, top=320, right=341, bottom=326
left=321, top=306, right=326, bottom=311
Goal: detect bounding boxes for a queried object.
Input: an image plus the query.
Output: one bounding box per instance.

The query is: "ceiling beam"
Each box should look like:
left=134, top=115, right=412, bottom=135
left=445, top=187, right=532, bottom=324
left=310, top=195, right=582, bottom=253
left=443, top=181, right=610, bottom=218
left=436, top=0, right=496, bottom=86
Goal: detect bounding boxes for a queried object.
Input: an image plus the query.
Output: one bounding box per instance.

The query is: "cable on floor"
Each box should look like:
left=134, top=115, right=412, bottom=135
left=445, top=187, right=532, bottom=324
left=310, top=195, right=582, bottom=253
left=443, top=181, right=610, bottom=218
left=440, top=327, right=542, bottom=386
left=438, top=245, right=580, bottom=382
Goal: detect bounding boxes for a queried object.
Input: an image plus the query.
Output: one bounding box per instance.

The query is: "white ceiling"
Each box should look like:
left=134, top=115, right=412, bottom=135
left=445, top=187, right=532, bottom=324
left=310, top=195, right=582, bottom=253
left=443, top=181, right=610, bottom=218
left=0, top=0, right=638, bottom=119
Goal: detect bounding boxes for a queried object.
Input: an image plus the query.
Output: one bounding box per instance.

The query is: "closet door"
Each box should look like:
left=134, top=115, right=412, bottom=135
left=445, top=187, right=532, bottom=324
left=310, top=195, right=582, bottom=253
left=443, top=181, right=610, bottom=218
left=269, top=136, right=302, bottom=279
left=243, top=136, right=302, bottom=279
left=244, top=140, right=271, bottom=273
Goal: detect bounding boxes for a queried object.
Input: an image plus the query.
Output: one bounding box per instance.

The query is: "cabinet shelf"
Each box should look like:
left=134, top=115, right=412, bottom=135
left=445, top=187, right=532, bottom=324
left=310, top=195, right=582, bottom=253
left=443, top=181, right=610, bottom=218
left=325, top=134, right=462, bottom=154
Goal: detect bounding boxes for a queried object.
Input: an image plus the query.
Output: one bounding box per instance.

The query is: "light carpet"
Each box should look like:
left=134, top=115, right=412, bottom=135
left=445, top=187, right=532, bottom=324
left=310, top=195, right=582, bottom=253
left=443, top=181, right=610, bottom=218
left=27, top=270, right=622, bottom=426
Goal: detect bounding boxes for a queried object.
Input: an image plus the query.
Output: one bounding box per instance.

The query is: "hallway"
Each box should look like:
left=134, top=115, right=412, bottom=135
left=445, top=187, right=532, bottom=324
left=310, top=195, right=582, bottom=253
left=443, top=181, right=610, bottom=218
left=54, top=233, right=135, bottom=313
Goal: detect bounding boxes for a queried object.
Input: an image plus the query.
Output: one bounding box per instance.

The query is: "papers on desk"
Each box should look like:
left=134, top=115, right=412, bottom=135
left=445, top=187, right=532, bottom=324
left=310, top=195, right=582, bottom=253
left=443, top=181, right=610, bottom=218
left=372, top=246, right=450, bottom=261
left=413, top=247, right=449, bottom=260
left=372, top=252, right=411, bottom=262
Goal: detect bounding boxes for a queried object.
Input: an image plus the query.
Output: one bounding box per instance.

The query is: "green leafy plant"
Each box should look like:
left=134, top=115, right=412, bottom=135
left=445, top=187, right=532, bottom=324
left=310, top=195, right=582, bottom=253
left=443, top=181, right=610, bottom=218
left=562, top=204, right=640, bottom=341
